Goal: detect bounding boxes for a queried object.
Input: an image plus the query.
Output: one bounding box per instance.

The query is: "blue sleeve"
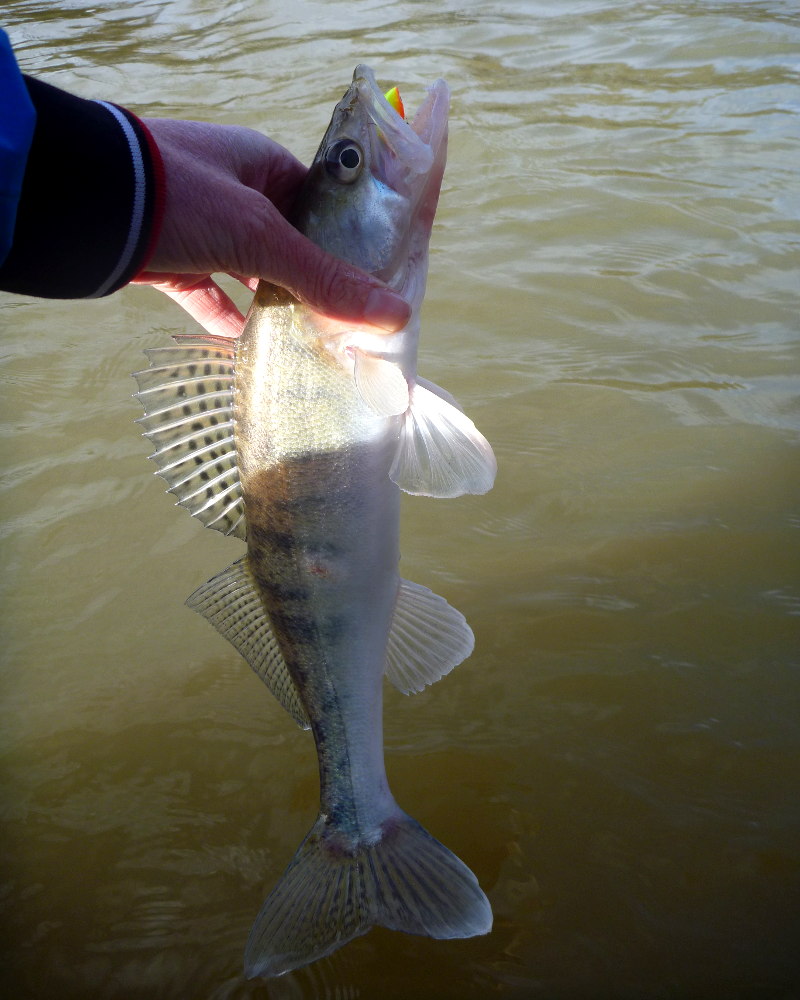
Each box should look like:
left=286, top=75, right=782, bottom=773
left=0, top=37, right=163, bottom=299
left=0, top=29, right=36, bottom=269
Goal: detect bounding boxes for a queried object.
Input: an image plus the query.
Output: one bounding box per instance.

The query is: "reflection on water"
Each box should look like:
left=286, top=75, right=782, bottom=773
left=2, top=1, right=799, bottom=997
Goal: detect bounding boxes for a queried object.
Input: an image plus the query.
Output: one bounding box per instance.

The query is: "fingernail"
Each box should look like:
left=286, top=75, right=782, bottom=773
left=363, top=287, right=411, bottom=332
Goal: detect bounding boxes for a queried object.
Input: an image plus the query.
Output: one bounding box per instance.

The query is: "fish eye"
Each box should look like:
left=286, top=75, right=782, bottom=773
left=325, top=139, right=364, bottom=184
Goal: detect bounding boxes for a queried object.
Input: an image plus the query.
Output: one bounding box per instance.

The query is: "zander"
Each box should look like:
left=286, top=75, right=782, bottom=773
left=134, top=65, right=496, bottom=978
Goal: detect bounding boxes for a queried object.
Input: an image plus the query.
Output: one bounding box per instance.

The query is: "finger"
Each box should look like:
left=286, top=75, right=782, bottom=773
left=133, top=271, right=210, bottom=291
left=137, top=274, right=245, bottom=339
left=250, top=207, right=411, bottom=332
left=230, top=273, right=260, bottom=293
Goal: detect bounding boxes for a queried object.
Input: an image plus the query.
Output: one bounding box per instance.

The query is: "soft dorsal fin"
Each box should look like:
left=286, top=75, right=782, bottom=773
left=186, top=557, right=310, bottom=729
left=132, top=337, right=245, bottom=538
left=385, top=578, right=475, bottom=694
left=389, top=381, right=497, bottom=498
left=353, top=350, right=410, bottom=416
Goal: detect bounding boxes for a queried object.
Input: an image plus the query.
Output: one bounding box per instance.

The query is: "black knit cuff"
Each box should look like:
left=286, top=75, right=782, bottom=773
left=0, top=76, right=160, bottom=299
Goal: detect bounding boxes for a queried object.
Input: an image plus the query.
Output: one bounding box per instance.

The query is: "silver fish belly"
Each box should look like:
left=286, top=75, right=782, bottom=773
left=133, top=66, right=496, bottom=978
left=237, top=284, right=402, bottom=843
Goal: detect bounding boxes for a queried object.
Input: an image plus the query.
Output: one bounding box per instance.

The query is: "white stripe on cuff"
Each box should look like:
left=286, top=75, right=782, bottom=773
left=88, top=100, right=147, bottom=298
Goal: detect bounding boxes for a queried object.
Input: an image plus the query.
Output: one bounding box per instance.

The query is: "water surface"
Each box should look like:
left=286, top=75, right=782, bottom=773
left=2, top=2, right=799, bottom=997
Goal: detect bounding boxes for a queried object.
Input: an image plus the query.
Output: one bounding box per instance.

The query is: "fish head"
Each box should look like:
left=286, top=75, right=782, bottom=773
left=293, top=65, right=450, bottom=310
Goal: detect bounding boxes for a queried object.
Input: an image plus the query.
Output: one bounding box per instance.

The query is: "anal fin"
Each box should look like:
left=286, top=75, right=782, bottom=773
left=386, top=578, right=475, bottom=694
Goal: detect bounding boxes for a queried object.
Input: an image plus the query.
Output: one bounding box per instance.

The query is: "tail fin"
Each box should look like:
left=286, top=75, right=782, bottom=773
left=244, top=811, right=492, bottom=979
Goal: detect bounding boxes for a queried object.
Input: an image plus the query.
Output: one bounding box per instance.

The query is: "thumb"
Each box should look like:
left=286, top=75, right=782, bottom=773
left=250, top=201, right=411, bottom=333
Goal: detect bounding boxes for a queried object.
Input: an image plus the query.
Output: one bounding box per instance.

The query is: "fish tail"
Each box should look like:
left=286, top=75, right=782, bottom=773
left=244, top=810, right=492, bottom=978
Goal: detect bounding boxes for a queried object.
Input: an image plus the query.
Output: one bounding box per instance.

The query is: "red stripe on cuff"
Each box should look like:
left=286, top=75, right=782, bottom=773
left=130, top=114, right=166, bottom=278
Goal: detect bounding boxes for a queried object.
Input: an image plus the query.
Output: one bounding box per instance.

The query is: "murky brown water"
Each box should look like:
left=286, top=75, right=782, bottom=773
left=2, top=2, right=799, bottom=997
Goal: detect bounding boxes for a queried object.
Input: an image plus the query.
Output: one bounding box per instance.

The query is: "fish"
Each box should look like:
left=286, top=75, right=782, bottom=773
left=133, top=65, right=496, bottom=978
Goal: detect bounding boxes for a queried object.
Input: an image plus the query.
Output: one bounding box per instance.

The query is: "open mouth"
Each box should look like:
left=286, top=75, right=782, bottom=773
left=352, top=65, right=449, bottom=159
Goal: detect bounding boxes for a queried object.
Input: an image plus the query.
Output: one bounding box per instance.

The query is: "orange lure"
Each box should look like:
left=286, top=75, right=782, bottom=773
left=383, top=85, right=405, bottom=118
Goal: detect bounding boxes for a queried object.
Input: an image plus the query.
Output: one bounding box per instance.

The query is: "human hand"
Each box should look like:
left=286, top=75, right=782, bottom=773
left=132, top=119, right=411, bottom=339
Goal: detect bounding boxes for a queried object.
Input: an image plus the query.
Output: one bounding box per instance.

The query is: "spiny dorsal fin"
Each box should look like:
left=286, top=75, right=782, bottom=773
left=389, top=381, right=497, bottom=498
left=385, top=578, right=475, bottom=694
left=186, top=557, right=309, bottom=729
left=132, top=337, right=245, bottom=538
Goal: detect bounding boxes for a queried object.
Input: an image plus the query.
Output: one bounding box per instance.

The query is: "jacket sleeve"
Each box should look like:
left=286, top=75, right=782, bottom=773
left=0, top=32, right=165, bottom=299
left=0, top=29, right=36, bottom=270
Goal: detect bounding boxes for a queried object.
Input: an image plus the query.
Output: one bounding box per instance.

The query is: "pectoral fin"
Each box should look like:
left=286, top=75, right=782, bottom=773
left=389, top=381, right=497, bottom=498
left=353, top=350, right=410, bottom=416
left=186, top=558, right=309, bottom=729
left=385, top=578, right=475, bottom=694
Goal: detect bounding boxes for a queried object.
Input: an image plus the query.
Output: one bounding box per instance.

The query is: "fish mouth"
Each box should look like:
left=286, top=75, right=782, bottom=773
left=293, top=66, right=450, bottom=300
left=351, top=65, right=449, bottom=191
